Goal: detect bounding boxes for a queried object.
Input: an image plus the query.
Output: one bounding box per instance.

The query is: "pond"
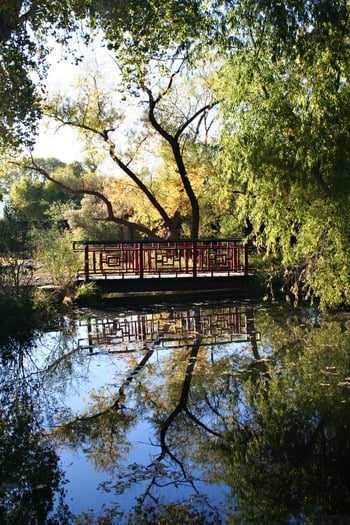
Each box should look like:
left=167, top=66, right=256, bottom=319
left=1, top=299, right=350, bottom=524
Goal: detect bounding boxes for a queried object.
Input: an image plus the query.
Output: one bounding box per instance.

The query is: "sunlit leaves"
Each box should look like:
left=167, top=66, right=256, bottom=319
left=89, top=0, right=208, bottom=80
left=45, top=64, right=125, bottom=137
left=2, top=0, right=350, bottom=305
left=0, top=0, right=90, bottom=150
left=216, top=0, right=350, bottom=308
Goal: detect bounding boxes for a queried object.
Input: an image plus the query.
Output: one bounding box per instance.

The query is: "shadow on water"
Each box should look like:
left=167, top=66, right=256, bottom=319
left=1, top=300, right=350, bottom=524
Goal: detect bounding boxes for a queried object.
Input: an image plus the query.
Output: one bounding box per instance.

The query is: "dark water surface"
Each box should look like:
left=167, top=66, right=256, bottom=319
left=1, top=300, right=350, bottom=524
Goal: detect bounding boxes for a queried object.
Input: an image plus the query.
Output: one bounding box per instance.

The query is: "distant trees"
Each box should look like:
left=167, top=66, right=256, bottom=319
left=6, top=166, right=81, bottom=223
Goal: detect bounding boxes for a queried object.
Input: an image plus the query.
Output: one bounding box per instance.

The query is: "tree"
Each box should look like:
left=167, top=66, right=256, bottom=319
left=0, top=0, right=88, bottom=150
left=4, top=1, right=350, bottom=306
left=215, top=1, right=350, bottom=308
left=23, top=55, right=218, bottom=239
left=5, top=159, right=81, bottom=222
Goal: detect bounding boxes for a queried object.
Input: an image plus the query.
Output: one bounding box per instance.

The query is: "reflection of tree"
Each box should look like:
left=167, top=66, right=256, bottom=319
left=98, top=332, right=226, bottom=524
left=210, top=307, right=350, bottom=525
left=54, top=395, right=136, bottom=473
left=3, top=303, right=350, bottom=523
left=0, top=392, right=70, bottom=524
left=113, top=308, right=230, bottom=522
left=54, top=307, right=228, bottom=523
left=138, top=338, right=205, bottom=505
left=0, top=318, right=91, bottom=427
left=0, top=328, right=91, bottom=525
left=53, top=347, right=157, bottom=472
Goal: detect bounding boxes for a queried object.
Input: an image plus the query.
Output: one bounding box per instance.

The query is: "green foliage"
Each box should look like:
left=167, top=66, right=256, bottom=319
left=0, top=216, right=61, bottom=329
left=0, top=295, right=34, bottom=343
left=34, top=228, right=81, bottom=292
left=0, top=0, right=93, bottom=150
left=66, top=195, right=125, bottom=241
left=126, top=502, right=223, bottom=524
left=0, top=257, right=34, bottom=301
left=0, top=218, right=35, bottom=312
left=39, top=52, right=219, bottom=239
left=74, top=281, right=100, bottom=305
left=210, top=305, right=350, bottom=524
left=0, top=38, right=41, bottom=150
left=89, top=0, right=208, bottom=80
left=216, top=0, right=350, bottom=309
left=5, top=159, right=82, bottom=222
left=0, top=217, right=32, bottom=257
left=0, top=386, right=71, bottom=523
left=2, top=1, right=350, bottom=307
left=0, top=0, right=206, bottom=150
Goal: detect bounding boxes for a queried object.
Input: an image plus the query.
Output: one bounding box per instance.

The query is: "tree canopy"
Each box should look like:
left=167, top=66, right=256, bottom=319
left=0, top=0, right=85, bottom=149
left=216, top=0, right=350, bottom=308
left=0, top=0, right=206, bottom=149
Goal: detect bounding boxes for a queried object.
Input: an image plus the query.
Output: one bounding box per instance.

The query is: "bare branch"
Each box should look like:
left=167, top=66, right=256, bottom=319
left=175, top=100, right=219, bottom=140
left=145, top=86, right=201, bottom=238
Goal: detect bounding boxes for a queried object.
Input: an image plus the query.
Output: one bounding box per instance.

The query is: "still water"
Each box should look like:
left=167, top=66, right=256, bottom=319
left=1, top=300, right=350, bottom=524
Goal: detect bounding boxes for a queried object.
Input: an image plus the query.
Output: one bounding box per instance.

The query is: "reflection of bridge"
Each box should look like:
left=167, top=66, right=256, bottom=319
left=73, top=239, right=252, bottom=293
left=78, top=305, right=259, bottom=353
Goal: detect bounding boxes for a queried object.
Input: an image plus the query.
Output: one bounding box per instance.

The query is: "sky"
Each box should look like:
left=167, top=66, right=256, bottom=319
left=32, top=49, right=84, bottom=162
left=31, top=40, right=151, bottom=175
left=31, top=37, right=110, bottom=163
left=33, top=117, right=84, bottom=163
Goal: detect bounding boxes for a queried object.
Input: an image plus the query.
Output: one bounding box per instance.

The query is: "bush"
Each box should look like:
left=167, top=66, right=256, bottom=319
left=74, top=281, right=100, bottom=305
left=34, top=228, right=82, bottom=294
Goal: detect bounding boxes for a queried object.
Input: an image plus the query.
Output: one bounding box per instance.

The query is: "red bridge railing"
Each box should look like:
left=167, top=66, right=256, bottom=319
left=73, top=239, right=250, bottom=281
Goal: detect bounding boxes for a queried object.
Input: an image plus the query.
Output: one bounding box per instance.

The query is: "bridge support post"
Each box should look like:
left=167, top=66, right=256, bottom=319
left=84, top=244, right=90, bottom=282
left=192, top=241, right=197, bottom=278
left=139, top=242, right=144, bottom=279
left=244, top=243, right=249, bottom=276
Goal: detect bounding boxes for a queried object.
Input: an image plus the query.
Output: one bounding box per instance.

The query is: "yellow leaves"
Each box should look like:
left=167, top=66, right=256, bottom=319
left=107, top=177, right=139, bottom=217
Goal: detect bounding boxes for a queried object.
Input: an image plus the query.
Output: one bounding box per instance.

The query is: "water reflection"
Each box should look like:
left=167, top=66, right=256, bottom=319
left=220, top=307, right=350, bottom=525
left=0, top=339, right=72, bottom=524
left=79, top=304, right=257, bottom=352
left=53, top=304, right=257, bottom=523
left=1, top=302, right=350, bottom=524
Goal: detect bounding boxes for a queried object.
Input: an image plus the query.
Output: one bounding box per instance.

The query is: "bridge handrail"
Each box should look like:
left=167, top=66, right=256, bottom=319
left=73, top=238, right=250, bottom=280
left=72, top=238, right=246, bottom=249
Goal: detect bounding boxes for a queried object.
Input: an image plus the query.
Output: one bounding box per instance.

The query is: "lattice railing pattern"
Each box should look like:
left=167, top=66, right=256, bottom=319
left=73, top=239, right=249, bottom=280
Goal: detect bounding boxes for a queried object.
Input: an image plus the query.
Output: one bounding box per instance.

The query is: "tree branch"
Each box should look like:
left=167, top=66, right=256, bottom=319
left=175, top=100, right=219, bottom=140
left=18, top=157, right=161, bottom=239
left=43, top=112, right=178, bottom=238
left=145, top=86, right=201, bottom=238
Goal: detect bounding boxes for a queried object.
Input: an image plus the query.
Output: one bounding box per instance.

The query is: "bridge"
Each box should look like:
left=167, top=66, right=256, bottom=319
left=73, top=238, right=252, bottom=294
